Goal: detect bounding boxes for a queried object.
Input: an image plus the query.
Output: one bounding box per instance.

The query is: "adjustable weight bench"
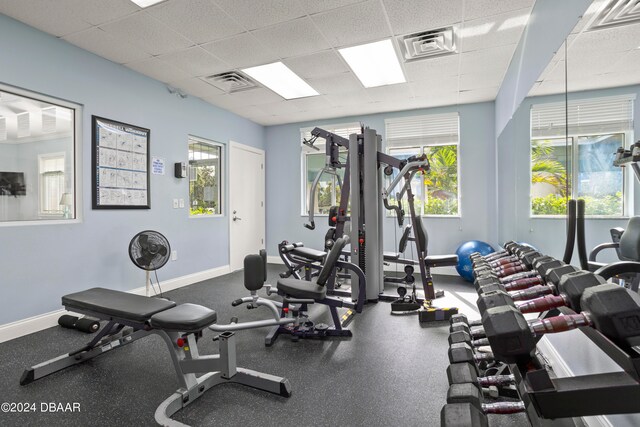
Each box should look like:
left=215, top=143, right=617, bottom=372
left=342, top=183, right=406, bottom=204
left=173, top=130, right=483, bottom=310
left=21, top=287, right=292, bottom=427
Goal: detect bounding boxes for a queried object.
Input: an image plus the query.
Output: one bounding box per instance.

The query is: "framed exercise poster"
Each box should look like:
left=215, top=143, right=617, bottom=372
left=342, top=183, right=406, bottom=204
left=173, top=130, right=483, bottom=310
left=92, top=116, right=150, bottom=209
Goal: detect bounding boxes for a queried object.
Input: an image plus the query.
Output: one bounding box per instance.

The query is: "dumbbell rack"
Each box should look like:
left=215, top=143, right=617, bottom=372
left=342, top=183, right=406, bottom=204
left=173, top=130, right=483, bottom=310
left=448, top=244, right=640, bottom=426
left=514, top=305, right=640, bottom=422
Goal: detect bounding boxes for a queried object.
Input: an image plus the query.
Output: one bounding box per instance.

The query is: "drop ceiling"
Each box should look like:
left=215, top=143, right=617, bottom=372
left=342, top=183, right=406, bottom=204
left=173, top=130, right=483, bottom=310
left=529, top=0, right=640, bottom=97
left=0, top=0, right=536, bottom=126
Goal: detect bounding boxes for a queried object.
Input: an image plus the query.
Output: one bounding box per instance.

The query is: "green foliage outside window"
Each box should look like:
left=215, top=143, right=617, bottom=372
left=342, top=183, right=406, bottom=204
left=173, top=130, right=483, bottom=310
left=423, top=145, right=459, bottom=215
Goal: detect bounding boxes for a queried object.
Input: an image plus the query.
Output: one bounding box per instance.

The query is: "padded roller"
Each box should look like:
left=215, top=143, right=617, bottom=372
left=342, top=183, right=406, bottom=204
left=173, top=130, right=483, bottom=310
left=244, top=254, right=265, bottom=291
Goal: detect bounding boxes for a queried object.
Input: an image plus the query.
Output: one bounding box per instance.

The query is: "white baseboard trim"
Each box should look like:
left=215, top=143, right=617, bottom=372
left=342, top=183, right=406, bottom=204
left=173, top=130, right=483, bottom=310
left=537, top=337, right=613, bottom=427
left=267, top=256, right=284, bottom=265
left=0, top=265, right=231, bottom=344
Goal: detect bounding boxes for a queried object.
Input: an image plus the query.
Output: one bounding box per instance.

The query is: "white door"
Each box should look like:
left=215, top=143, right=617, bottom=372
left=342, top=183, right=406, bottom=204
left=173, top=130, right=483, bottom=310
left=229, top=141, right=265, bottom=271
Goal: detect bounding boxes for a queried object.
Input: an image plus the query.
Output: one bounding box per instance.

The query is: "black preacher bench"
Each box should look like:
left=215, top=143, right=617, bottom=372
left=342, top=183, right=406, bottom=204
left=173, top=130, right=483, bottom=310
left=20, top=287, right=292, bottom=426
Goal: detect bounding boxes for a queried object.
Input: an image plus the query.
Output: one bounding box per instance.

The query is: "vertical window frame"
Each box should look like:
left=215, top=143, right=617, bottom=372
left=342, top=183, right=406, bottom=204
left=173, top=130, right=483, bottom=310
left=188, top=135, right=224, bottom=218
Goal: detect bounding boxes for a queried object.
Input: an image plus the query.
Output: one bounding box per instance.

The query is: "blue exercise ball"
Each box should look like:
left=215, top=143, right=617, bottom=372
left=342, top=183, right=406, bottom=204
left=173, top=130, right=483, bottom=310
left=455, top=240, right=495, bottom=282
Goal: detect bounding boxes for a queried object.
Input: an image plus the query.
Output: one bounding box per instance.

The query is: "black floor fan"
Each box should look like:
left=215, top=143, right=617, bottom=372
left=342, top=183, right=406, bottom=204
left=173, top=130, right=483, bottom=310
left=129, top=230, right=171, bottom=296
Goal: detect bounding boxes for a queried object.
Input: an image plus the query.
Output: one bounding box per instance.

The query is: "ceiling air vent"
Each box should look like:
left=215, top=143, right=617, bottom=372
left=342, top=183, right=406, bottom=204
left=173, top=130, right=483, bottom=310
left=588, top=0, right=640, bottom=31
left=205, top=71, right=258, bottom=93
left=399, top=27, right=457, bottom=62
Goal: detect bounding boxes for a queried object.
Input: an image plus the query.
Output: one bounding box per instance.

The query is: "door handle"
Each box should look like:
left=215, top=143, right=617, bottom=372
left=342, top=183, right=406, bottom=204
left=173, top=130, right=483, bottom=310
left=233, top=215, right=242, bottom=221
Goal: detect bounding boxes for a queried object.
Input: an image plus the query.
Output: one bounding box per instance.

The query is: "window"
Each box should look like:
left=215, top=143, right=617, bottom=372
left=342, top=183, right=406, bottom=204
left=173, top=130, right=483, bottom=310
left=39, top=153, right=66, bottom=216
left=301, top=122, right=360, bottom=215
left=530, top=95, right=633, bottom=217
left=189, top=137, right=222, bottom=216
left=0, top=84, right=78, bottom=223
left=385, top=113, right=460, bottom=216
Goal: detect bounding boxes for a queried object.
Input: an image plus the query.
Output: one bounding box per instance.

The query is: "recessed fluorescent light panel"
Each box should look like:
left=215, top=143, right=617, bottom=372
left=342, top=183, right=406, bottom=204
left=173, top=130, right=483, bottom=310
left=242, top=62, right=319, bottom=100
left=339, top=39, right=406, bottom=88
left=130, top=0, right=166, bottom=8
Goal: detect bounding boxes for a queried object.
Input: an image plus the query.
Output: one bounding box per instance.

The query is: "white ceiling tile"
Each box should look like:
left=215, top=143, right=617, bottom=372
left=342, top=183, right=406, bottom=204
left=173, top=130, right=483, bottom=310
left=536, top=60, right=561, bottom=82
left=532, top=79, right=566, bottom=96
left=224, top=87, right=285, bottom=106
left=569, top=23, right=640, bottom=56
left=254, top=101, right=301, bottom=116
left=410, top=77, right=459, bottom=98
left=382, top=0, right=463, bottom=36
left=168, top=78, right=224, bottom=99
left=283, top=50, right=350, bottom=80
left=63, top=28, right=152, bottom=64
left=460, top=9, right=530, bottom=53
left=459, top=44, right=516, bottom=75
left=157, top=47, right=229, bottom=77
left=458, top=86, right=499, bottom=103
left=0, top=0, right=93, bottom=37
left=286, top=95, right=332, bottom=112
left=403, top=55, right=460, bottom=81
left=365, top=83, right=414, bottom=102
left=202, top=33, right=280, bottom=69
left=463, top=0, right=534, bottom=21
left=125, top=57, right=191, bottom=84
left=307, top=72, right=363, bottom=95
left=600, top=71, right=640, bottom=88
left=202, top=94, right=247, bottom=111
left=99, top=11, right=193, bottom=55
left=297, top=0, right=367, bottom=15
left=312, top=0, right=392, bottom=48
left=412, top=93, right=459, bottom=108
left=324, top=89, right=373, bottom=107
left=213, top=0, right=305, bottom=31
left=459, top=71, right=504, bottom=91
left=75, top=0, right=140, bottom=26
left=251, top=17, right=331, bottom=59
left=609, top=49, right=640, bottom=74
left=147, top=0, right=244, bottom=44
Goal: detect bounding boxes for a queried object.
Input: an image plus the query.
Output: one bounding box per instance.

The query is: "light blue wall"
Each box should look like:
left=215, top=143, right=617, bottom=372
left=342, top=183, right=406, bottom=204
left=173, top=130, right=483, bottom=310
left=495, top=0, right=592, bottom=136
left=265, top=102, right=496, bottom=258
left=497, top=84, right=640, bottom=263
left=0, top=14, right=265, bottom=324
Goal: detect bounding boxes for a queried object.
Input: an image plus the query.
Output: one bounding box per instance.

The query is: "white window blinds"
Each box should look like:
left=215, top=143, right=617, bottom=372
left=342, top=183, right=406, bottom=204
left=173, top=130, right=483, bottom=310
left=531, top=94, right=635, bottom=139
left=385, top=112, right=459, bottom=148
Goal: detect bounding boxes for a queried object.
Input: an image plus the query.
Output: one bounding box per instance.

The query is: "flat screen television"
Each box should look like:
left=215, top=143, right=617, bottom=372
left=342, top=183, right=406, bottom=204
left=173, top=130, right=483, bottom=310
left=0, top=172, right=26, bottom=196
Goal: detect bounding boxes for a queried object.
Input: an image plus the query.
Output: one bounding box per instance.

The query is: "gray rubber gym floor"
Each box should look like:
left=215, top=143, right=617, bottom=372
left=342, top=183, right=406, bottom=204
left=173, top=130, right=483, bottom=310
left=0, top=266, right=539, bottom=427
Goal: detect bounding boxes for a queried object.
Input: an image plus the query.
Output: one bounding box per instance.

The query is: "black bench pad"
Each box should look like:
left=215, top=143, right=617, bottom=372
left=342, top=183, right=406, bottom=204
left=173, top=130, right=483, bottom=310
left=291, top=247, right=326, bottom=262
left=150, top=303, right=217, bottom=332
left=62, top=287, right=176, bottom=323
left=425, top=254, right=459, bottom=268
left=277, top=278, right=327, bottom=300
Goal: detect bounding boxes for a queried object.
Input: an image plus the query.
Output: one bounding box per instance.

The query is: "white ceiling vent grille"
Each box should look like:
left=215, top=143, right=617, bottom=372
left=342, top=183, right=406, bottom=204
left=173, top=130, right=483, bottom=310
left=399, top=27, right=457, bottom=62
left=205, top=71, right=259, bottom=93
left=588, top=0, right=640, bottom=31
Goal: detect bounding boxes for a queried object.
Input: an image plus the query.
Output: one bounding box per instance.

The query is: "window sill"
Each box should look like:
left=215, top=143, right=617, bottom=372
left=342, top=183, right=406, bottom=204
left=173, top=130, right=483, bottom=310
left=0, top=218, right=81, bottom=227
left=189, top=214, right=224, bottom=219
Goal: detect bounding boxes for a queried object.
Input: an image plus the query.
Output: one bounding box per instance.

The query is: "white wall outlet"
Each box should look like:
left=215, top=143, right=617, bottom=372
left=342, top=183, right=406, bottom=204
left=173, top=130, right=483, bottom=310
left=173, top=199, right=179, bottom=209
left=179, top=198, right=185, bottom=208
left=171, top=250, right=178, bottom=261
